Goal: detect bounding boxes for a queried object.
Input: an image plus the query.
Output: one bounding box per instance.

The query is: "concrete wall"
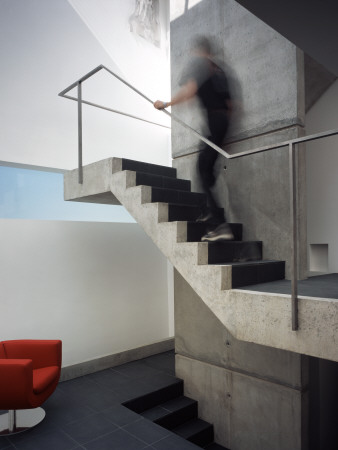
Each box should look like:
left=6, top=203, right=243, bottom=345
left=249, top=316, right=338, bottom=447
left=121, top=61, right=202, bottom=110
left=170, top=0, right=307, bottom=278
left=174, top=270, right=309, bottom=450
left=306, top=80, right=338, bottom=273
left=0, top=219, right=173, bottom=367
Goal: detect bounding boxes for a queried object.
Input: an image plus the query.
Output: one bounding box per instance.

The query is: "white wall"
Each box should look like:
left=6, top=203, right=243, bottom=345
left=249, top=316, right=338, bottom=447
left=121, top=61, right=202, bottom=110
left=0, top=219, right=172, bottom=367
left=0, top=0, right=170, bottom=170
left=68, top=0, right=170, bottom=101
left=306, top=80, right=338, bottom=273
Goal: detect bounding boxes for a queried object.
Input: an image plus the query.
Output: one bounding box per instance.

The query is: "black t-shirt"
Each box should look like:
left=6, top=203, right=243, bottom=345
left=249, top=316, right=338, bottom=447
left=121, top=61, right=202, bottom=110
left=180, top=56, right=231, bottom=110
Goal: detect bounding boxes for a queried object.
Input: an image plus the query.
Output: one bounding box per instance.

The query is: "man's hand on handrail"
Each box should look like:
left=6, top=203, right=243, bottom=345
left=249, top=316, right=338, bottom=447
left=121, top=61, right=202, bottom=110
left=154, top=100, right=170, bottom=110
left=154, top=80, right=198, bottom=110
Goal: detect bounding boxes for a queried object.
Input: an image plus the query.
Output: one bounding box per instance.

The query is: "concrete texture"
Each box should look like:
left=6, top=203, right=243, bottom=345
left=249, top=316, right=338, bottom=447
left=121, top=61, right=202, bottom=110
left=175, top=270, right=309, bottom=449
left=304, top=54, right=337, bottom=112
left=174, top=270, right=308, bottom=389
left=233, top=0, right=338, bottom=78
left=64, top=157, right=121, bottom=205
left=176, top=355, right=307, bottom=450
left=170, top=0, right=305, bottom=155
left=64, top=158, right=338, bottom=362
left=170, top=0, right=307, bottom=280
left=173, top=128, right=307, bottom=279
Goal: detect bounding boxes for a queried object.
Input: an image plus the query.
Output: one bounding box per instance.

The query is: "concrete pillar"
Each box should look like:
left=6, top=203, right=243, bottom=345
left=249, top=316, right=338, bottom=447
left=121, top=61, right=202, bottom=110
left=174, top=269, right=309, bottom=450
left=170, top=0, right=307, bottom=278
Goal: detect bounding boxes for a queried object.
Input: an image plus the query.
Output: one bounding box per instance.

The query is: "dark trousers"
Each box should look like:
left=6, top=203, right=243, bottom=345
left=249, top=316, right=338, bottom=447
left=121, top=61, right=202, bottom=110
left=198, top=110, right=229, bottom=222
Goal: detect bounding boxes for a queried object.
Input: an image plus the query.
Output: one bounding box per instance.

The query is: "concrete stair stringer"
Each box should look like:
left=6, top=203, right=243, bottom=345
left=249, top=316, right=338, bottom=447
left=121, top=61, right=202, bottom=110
left=110, top=171, right=232, bottom=301
left=109, top=170, right=338, bottom=362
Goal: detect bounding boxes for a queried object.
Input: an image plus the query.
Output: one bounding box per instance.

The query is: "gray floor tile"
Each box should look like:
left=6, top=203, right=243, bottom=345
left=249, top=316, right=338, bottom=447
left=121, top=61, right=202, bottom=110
left=143, top=352, right=175, bottom=375
left=139, top=373, right=178, bottom=390
left=0, top=438, right=14, bottom=449
left=111, top=381, right=156, bottom=403
left=83, top=429, right=148, bottom=450
left=122, top=418, right=170, bottom=445
left=45, top=399, right=96, bottom=426
left=2, top=351, right=176, bottom=450
left=8, top=429, right=78, bottom=450
left=88, top=369, right=131, bottom=389
left=113, top=362, right=164, bottom=380
left=62, top=413, right=118, bottom=445
left=151, top=434, right=201, bottom=449
left=101, top=405, right=142, bottom=427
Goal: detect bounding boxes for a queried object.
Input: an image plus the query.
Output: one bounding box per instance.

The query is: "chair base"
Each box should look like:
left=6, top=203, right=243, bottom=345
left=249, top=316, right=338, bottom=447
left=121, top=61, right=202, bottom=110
left=0, top=408, right=46, bottom=435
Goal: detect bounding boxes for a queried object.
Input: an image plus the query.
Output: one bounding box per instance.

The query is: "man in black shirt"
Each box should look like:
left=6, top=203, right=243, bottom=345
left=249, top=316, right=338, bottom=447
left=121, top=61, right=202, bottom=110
left=154, top=36, right=233, bottom=241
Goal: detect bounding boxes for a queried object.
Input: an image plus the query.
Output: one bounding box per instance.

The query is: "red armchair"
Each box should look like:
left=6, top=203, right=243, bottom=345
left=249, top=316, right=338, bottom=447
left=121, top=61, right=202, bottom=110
left=0, top=339, right=62, bottom=435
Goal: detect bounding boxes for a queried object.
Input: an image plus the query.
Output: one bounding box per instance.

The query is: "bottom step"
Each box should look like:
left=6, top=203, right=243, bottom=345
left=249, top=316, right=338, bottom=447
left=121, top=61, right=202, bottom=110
left=123, top=377, right=227, bottom=449
left=173, top=418, right=213, bottom=447
left=205, top=443, right=230, bottom=450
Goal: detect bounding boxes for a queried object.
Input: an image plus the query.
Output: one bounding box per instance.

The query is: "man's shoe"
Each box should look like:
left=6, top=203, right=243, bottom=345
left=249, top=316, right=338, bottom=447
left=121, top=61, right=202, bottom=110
left=201, top=223, right=234, bottom=242
left=196, top=211, right=214, bottom=223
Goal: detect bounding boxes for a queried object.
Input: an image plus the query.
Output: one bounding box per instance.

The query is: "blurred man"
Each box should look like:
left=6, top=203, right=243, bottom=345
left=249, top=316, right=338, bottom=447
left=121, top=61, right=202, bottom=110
left=154, top=35, right=233, bottom=241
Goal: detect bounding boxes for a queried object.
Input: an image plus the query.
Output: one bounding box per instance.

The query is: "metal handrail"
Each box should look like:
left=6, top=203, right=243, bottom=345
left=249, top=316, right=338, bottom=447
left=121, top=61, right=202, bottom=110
left=59, top=64, right=338, bottom=332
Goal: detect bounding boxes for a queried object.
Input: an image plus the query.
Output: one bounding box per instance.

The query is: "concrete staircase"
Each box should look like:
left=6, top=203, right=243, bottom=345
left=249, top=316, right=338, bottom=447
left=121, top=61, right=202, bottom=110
left=64, top=157, right=338, bottom=362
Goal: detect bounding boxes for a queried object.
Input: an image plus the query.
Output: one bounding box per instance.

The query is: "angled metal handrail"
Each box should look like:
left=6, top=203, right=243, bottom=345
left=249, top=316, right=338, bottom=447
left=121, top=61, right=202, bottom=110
left=59, top=64, right=338, bottom=332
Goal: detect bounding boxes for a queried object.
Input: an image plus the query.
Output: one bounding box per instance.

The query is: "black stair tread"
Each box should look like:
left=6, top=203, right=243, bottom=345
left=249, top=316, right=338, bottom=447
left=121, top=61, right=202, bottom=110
left=141, top=396, right=197, bottom=422
left=135, top=171, right=191, bottom=191
left=123, top=378, right=183, bottom=413
left=150, top=187, right=207, bottom=207
left=231, top=260, right=285, bottom=288
left=121, top=158, right=176, bottom=178
left=204, top=444, right=230, bottom=450
left=207, top=241, right=262, bottom=264
left=173, top=418, right=213, bottom=440
left=186, top=222, right=243, bottom=242
left=208, top=240, right=262, bottom=246
left=157, top=395, right=197, bottom=412
left=167, top=204, right=224, bottom=222
left=220, top=259, right=284, bottom=266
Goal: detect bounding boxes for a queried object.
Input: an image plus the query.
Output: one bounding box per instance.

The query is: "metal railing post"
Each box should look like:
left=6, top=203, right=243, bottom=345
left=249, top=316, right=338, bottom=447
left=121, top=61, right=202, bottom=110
left=77, top=81, right=83, bottom=184
left=289, top=141, right=298, bottom=331
left=8, top=410, right=16, bottom=433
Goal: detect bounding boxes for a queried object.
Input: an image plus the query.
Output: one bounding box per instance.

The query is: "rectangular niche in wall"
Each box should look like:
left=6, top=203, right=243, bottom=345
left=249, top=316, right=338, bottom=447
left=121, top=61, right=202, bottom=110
left=309, top=244, right=329, bottom=272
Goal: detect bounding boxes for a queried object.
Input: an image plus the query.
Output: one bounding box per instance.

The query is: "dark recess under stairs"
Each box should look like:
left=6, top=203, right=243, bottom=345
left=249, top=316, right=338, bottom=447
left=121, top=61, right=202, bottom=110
left=120, top=158, right=285, bottom=289
left=123, top=377, right=229, bottom=449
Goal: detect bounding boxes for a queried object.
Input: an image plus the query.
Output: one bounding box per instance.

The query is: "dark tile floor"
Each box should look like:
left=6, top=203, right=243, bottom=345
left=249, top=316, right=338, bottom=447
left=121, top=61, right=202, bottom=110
left=240, top=273, right=338, bottom=299
left=0, top=351, right=202, bottom=450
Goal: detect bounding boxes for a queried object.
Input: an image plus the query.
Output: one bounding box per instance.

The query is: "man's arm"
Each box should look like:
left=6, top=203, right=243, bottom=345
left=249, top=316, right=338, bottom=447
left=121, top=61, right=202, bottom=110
left=154, top=79, right=198, bottom=110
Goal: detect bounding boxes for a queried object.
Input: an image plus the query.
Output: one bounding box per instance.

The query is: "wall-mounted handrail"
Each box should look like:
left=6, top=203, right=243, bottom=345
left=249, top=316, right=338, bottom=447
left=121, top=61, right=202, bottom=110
left=59, top=64, right=338, bottom=332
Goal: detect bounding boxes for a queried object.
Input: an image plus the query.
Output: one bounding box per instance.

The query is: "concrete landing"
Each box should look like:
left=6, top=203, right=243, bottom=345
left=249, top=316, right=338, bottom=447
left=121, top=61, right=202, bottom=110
left=241, top=273, right=338, bottom=300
